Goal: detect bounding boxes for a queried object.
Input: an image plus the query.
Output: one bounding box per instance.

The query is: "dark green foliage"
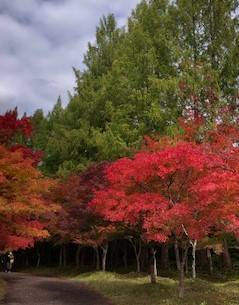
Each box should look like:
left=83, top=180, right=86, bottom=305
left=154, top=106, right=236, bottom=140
left=31, top=0, right=239, bottom=176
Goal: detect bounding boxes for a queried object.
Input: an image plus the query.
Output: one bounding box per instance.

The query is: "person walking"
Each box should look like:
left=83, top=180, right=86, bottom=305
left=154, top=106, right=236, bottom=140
left=6, top=252, right=14, bottom=272
left=1, top=254, right=7, bottom=272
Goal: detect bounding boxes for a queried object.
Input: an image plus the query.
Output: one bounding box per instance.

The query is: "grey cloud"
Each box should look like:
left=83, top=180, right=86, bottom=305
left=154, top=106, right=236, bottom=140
left=0, top=0, right=140, bottom=115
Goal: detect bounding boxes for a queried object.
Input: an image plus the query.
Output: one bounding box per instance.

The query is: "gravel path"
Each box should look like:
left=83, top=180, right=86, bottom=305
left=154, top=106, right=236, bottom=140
left=1, top=273, right=112, bottom=305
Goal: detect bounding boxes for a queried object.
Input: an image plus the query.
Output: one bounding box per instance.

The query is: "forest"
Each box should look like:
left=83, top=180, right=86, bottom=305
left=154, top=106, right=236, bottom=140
left=0, top=0, right=239, bottom=304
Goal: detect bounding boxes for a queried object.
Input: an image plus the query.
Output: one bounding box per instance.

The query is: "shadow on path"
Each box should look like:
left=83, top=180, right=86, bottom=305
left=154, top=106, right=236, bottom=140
left=0, top=272, right=112, bottom=305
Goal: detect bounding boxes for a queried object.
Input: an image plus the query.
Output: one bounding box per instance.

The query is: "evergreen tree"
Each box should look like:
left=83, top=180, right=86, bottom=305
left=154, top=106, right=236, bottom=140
left=31, top=0, right=239, bottom=176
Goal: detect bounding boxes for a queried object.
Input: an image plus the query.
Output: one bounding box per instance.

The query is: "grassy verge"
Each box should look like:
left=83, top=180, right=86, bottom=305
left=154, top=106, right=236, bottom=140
left=22, top=267, right=239, bottom=305
left=75, top=272, right=239, bottom=305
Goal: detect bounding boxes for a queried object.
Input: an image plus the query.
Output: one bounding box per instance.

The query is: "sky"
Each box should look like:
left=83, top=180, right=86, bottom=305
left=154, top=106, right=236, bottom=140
left=0, top=0, right=140, bottom=115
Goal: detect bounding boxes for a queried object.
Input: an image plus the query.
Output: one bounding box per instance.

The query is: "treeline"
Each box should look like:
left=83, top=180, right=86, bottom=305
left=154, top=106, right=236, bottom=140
left=22, top=120, right=239, bottom=298
left=31, top=0, right=239, bottom=177
left=1, top=0, right=239, bottom=300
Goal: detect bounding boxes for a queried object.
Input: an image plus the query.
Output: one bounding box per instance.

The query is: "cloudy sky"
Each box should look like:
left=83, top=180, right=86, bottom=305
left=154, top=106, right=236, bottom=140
left=0, top=0, right=140, bottom=115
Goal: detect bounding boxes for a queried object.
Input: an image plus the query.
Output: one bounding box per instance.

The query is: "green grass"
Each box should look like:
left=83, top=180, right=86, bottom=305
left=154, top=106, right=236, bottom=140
left=22, top=267, right=239, bottom=305
left=74, top=272, right=239, bottom=305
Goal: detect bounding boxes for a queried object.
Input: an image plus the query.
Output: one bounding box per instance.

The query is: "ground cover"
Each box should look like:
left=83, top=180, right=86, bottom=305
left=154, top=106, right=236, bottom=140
left=21, top=268, right=239, bottom=305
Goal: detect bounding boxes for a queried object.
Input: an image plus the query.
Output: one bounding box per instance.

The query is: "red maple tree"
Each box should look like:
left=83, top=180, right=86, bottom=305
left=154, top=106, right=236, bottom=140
left=91, top=137, right=239, bottom=297
left=51, top=162, right=115, bottom=271
left=0, top=145, right=57, bottom=251
left=0, top=109, right=57, bottom=252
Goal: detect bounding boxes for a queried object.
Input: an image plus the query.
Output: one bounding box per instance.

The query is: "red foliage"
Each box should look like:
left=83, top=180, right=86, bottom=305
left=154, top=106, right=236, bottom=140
left=10, top=145, right=43, bottom=166
left=178, top=117, right=204, bottom=142
left=0, top=144, right=57, bottom=251
left=92, top=138, right=239, bottom=244
left=0, top=109, right=32, bottom=144
left=51, top=162, right=115, bottom=247
left=0, top=108, right=56, bottom=251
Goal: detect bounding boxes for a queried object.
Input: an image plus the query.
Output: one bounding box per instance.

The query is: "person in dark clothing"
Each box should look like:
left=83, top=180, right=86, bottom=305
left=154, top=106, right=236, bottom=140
left=1, top=255, right=7, bottom=272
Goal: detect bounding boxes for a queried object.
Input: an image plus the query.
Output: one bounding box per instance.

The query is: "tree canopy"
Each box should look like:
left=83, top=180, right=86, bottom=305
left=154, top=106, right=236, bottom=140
left=31, top=0, right=239, bottom=177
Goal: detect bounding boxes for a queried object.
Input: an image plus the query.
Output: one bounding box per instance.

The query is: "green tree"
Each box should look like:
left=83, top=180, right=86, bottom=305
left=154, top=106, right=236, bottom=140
left=31, top=0, right=239, bottom=176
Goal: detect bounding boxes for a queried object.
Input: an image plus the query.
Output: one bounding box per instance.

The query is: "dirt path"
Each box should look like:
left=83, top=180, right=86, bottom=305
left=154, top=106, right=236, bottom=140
left=1, top=273, right=112, bottom=305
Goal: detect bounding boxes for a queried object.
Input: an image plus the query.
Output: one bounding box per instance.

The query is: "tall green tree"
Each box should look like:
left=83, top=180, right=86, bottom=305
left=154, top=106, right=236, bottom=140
left=31, top=0, right=239, bottom=176
left=175, top=0, right=239, bottom=94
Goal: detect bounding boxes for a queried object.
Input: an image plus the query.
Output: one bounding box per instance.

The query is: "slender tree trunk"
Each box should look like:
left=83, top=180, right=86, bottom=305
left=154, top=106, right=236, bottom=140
left=111, top=241, right=119, bottom=269
left=25, top=254, right=29, bottom=267
left=115, top=246, right=121, bottom=269
left=80, top=250, right=85, bottom=267
left=208, top=0, right=217, bottom=69
left=185, top=252, right=188, bottom=275
left=59, top=246, right=62, bottom=267
left=179, top=264, right=185, bottom=299
left=101, top=243, right=108, bottom=272
left=191, top=240, right=197, bottom=279
left=207, top=248, right=213, bottom=275
left=179, top=246, right=189, bottom=299
left=94, top=247, right=100, bottom=271
left=47, top=246, right=52, bottom=266
left=197, top=249, right=208, bottom=269
left=223, top=239, right=232, bottom=269
left=62, top=244, right=67, bottom=267
left=174, top=240, right=180, bottom=271
left=149, top=247, right=157, bottom=284
left=75, top=245, right=81, bottom=268
left=123, top=243, right=128, bottom=269
left=136, top=254, right=141, bottom=273
left=161, top=244, right=169, bottom=268
left=142, top=245, right=149, bottom=270
left=36, top=251, right=41, bottom=268
left=129, top=238, right=142, bottom=273
left=153, top=250, right=157, bottom=278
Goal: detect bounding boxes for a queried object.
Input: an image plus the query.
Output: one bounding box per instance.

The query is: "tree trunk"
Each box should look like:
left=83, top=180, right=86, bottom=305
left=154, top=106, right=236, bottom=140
left=94, top=247, right=100, bottom=271
left=59, top=246, right=62, bottom=267
left=123, top=243, right=128, bottom=269
left=223, top=239, right=232, bottom=269
left=75, top=245, right=81, bottom=268
left=101, top=243, right=108, bottom=272
left=62, top=244, right=67, bottom=267
left=25, top=254, right=29, bottom=267
left=149, top=247, right=157, bottom=284
left=161, top=244, right=169, bottom=268
left=47, top=247, right=52, bottom=266
left=191, top=240, right=197, bottom=279
left=111, top=241, right=119, bottom=269
left=80, top=250, right=85, bottom=267
left=174, top=240, right=180, bottom=271
left=197, top=249, right=208, bottom=269
left=129, top=238, right=142, bottom=273
left=136, top=255, right=140, bottom=273
left=185, top=251, right=188, bottom=275
left=178, top=247, right=189, bottom=299
left=179, top=264, right=185, bottom=299
left=36, top=251, right=41, bottom=268
left=142, top=245, right=149, bottom=271
left=207, top=248, right=213, bottom=275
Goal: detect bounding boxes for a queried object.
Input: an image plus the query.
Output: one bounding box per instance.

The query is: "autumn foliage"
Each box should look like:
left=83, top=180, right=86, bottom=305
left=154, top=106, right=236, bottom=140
left=0, top=109, right=32, bottom=144
left=50, top=162, right=115, bottom=270
left=0, top=110, right=56, bottom=251
left=91, top=121, right=239, bottom=296
left=2, top=107, right=239, bottom=297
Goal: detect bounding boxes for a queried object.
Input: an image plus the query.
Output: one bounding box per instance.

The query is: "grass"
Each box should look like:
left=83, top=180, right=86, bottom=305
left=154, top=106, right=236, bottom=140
left=22, top=267, right=239, bottom=305
left=75, top=272, right=239, bottom=305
